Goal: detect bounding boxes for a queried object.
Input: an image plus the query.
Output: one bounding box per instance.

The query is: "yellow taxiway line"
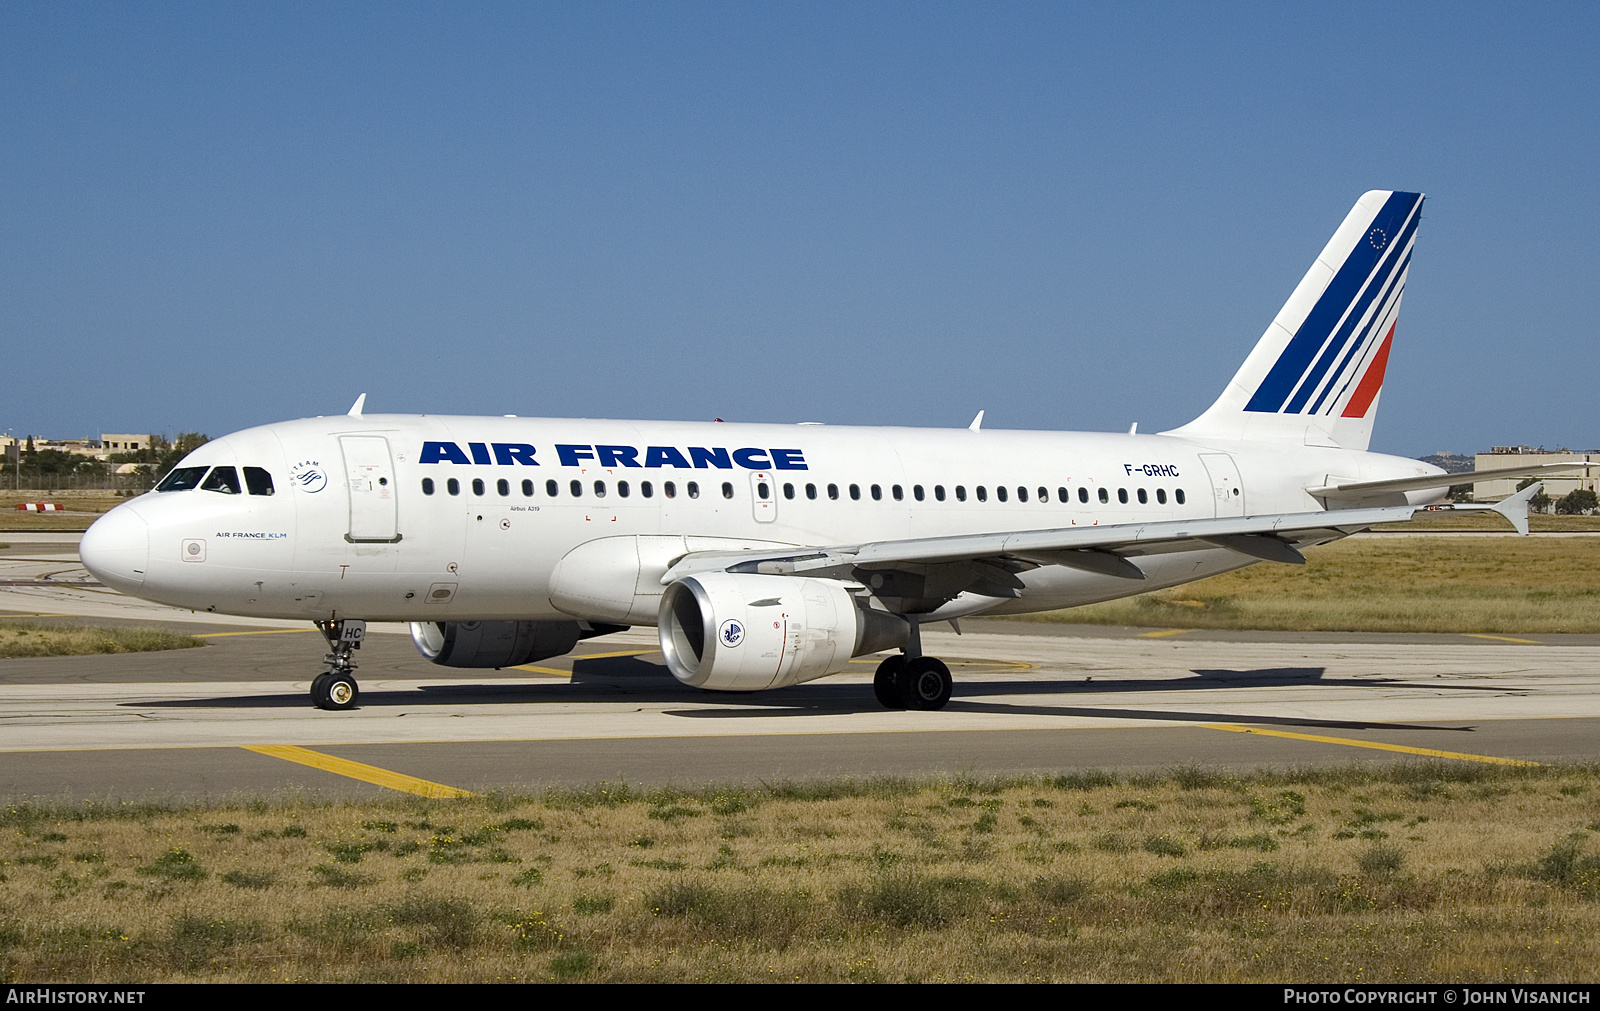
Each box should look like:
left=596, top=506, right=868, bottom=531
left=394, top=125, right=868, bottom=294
left=195, top=628, right=319, bottom=638
left=242, top=744, right=475, bottom=797
left=1464, top=633, right=1542, bottom=645
left=1204, top=724, right=1543, bottom=767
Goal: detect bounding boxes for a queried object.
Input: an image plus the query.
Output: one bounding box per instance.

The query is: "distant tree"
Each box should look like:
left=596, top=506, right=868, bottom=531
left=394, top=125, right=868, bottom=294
left=1556, top=488, right=1598, bottom=515
left=1517, top=478, right=1551, bottom=514
left=1447, top=484, right=1473, bottom=502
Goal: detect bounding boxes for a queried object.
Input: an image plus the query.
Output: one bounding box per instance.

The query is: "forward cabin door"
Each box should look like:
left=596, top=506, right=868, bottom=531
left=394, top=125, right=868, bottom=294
left=1198, top=452, right=1245, bottom=517
left=340, top=435, right=400, bottom=542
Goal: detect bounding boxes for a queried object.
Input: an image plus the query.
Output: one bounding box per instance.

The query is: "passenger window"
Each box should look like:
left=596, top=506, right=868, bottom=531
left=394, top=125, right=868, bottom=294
left=892, top=485, right=903, bottom=501
left=642, top=481, right=654, bottom=498
left=955, top=486, right=966, bottom=502
left=244, top=467, right=275, bottom=496
left=935, top=485, right=946, bottom=502
left=546, top=480, right=559, bottom=497
left=594, top=481, right=607, bottom=498
left=783, top=483, right=795, bottom=500
left=422, top=477, right=435, bottom=496
left=1137, top=488, right=1147, bottom=504
left=995, top=486, right=1007, bottom=503
left=758, top=482, right=771, bottom=499
left=1058, top=487, right=1069, bottom=503
left=1038, top=486, right=1048, bottom=503
left=1118, top=488, right=1128, bottom=504
left=522, top=479, right=535, bottom=497
left=870, top=484, right=882, bottom=501
left=914, top=485, right=925, bottom=501
left=448, top=478, right=461, bottom=496
left=199, top=467, right=241, bottom=494
left=155, top=466, right=208, bottom=492
left=618, top=480, right=630, bottom=498
left=688, top=482, right=700, bottom=499
left=806, top=483, right=817, bottom=500
left=828, top=484, right=839, bottom=500
left=665, top=481, right=677, bottom=498
left=1017, top=487, right=1027, bottom=503
left=570, top=480, right=582, bottom=498
left=472, top=478, right=485, bottom=496
left=1176, top=489, right=1186, bottom=505
left=849, top=484, right=861, bottom=501
left=1097, top=488, right=1108, bottom=504
left=976, top=486, right=987, bottom=502
left=497, top=478, right=510, bottom=497
left=1156, top=488, right=1167, bottom=504
left=721, top=482, right=734, bottom=499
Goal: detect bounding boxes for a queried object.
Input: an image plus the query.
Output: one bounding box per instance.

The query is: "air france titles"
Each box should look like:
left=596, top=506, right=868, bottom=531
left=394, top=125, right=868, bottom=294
left=419, top=442, right=807, bottom=471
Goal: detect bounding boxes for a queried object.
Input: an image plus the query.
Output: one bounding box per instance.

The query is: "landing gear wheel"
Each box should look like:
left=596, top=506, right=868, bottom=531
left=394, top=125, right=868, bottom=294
left=895, top=657, right=953, bottom=711
left=311, top=672, right=360, bottom=711
left=873, top=655, right=907, bottom=709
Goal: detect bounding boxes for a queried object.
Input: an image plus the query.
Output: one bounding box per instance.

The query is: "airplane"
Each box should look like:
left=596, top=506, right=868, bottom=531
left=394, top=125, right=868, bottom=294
left=78, top=190, right=1576, bottom=713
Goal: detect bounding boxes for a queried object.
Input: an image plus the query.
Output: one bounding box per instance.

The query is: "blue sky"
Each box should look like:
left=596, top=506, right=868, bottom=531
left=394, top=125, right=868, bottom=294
left=3, top=3, right=1596, bottom=456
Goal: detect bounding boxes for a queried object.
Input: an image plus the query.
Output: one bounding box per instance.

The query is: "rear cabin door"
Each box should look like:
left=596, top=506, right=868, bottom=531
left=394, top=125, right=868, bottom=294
left=340, top=435, right=400, bottom=542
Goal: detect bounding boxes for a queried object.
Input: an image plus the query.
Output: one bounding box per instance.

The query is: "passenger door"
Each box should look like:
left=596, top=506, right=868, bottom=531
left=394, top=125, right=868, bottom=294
left=340, top=435, right=400, bottom=542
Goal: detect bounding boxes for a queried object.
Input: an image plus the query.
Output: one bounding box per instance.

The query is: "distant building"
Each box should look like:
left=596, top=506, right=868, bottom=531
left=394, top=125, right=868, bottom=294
left=100, top=434, right=155, bottom=455
left=1474, top=447, right=1600, bottom=502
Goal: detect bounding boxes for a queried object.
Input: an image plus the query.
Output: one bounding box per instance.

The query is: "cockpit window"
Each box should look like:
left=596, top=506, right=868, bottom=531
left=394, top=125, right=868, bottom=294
left=200, top=466, right=242, bottom=494
left=244, top=467, right=275, bottom=496
left=155, top=467, right=208, bottom=492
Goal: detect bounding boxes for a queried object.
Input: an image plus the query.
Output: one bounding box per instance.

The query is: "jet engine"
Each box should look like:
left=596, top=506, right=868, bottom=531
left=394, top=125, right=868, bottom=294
left=410, top=619, right=594, bottom=668
left=658, top=572, right=908, bottom=691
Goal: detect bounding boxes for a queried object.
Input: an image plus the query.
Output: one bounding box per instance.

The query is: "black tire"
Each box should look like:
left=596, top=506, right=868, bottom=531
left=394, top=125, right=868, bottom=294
left=873, top=655, right=907, bottom=709
left=311, top=672, right=360, bottom=711
left=895, top=656, right=952, bottom=711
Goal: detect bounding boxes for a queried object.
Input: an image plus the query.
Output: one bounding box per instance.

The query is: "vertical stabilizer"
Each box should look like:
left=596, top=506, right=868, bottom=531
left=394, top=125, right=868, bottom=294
left=1164, top=190, right=1423, bottom=450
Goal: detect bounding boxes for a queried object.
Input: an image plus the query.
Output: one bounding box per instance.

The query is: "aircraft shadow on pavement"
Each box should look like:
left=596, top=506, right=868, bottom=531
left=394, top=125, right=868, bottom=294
left=129, top=659, right=1497, bottom=731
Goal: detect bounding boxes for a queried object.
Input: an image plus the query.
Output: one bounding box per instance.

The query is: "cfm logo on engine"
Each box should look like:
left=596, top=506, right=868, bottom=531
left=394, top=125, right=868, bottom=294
left=719, top=619, right=745, bottom=648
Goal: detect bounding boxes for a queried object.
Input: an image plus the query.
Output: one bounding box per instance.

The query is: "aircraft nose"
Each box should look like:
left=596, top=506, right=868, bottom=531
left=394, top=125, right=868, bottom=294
left=80, top=505, right=150, bottom=594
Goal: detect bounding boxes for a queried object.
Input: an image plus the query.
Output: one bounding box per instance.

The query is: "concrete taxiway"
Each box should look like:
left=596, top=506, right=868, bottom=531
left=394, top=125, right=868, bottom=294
left=1, top=532, right=1597, bottom=802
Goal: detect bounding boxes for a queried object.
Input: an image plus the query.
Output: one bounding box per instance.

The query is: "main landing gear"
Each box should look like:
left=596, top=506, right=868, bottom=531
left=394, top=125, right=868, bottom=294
left=311, top=619, right=364, bottom=711
left=871, top=623, right=953, bottom=711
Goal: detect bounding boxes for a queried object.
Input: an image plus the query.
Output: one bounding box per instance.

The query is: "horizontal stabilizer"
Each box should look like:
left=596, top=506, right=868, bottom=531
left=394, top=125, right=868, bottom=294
left=1309, top=462, right=1590, bottom=500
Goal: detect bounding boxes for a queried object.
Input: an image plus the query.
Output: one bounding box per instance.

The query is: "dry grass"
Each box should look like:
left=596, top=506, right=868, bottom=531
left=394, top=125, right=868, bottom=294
left=1020, top=535, right=1600, bottom=633
left=0, top=494, right=128, bottom=530
left=3, top=765, right=1600, bottom=982
left=0, top=621, right=203, bottom=658
left=1376, top=513, right=1600, bottom=533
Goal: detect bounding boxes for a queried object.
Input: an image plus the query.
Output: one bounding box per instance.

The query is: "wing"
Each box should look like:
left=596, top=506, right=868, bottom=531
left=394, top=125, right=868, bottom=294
left=658, top=483, right=1543, bottom=613
left=657, top=504, right=1406, bottom=608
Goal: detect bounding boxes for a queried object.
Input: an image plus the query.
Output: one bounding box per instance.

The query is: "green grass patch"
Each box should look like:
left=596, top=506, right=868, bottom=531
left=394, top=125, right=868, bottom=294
left=0, top=621, right=203, bottom=658
left=1008, top=535, right=1600, bottom=633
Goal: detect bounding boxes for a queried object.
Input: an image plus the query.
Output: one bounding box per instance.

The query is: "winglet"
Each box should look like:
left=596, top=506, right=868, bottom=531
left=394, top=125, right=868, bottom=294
left=348, top=393, right=367, bottom=417
left=968, top=411, right=984, bottom=431
left=1489, top=481, right=1540, bottom=536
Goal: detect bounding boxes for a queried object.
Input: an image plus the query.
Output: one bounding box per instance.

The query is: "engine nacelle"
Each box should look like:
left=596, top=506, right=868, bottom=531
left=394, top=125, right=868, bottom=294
left=410, top=620, right=583, bottom=668
left=658, top=572, right=908, bottom=691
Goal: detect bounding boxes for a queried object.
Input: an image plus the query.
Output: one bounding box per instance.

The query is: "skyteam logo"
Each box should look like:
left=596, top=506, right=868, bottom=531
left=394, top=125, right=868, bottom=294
left=288, top=461, right=328, bottom=493
left=719, top=619, right=745, bottom=648
left=1245, top=191, right=1423, bottom=421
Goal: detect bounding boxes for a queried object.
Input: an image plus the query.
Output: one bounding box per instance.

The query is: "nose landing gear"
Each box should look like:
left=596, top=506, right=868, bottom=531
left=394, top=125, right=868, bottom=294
left=311, top=619, right=364, bottom=710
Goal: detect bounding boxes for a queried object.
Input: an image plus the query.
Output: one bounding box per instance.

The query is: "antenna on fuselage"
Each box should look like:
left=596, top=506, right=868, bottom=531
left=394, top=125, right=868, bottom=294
left=968, top=410, right=984, bottom=431
left=348, top=393, right=367, bottom=417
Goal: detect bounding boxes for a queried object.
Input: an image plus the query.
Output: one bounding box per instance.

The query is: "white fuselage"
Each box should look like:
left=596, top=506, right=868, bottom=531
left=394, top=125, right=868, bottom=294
left=79, top=414, right=1443, bottom=625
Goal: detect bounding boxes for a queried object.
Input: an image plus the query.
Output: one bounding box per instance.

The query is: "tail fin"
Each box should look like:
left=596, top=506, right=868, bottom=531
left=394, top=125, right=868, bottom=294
left=1165, top=190, right=1424, bottom=451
